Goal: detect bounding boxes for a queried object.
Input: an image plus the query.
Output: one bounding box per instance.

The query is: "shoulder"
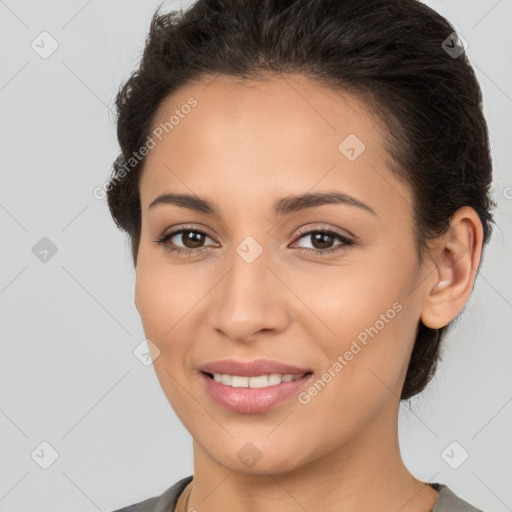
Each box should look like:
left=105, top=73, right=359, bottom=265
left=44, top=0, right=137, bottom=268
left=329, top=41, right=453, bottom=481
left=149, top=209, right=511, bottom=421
left=109, top=475, right=193, bottom=512
left=431, top=483, right=486, bottom=512
left=110, top=478, right=486, bottom=512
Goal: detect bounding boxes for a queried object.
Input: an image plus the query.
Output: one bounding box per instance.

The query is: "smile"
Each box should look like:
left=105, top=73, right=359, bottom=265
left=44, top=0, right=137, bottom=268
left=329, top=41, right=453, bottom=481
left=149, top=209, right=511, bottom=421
left=200, top=371, right=314, bottom=413
left=208, top=372, right=307, bottom=388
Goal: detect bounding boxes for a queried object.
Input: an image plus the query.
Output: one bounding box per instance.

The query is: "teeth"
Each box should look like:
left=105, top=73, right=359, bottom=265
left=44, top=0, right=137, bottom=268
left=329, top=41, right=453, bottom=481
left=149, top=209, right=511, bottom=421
left=211, top=373, right=305, bottom=388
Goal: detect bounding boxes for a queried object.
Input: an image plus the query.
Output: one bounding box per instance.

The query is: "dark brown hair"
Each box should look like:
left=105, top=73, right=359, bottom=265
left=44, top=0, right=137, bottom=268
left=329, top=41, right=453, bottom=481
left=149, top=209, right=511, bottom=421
left=106, top=0, right=495, bottom=399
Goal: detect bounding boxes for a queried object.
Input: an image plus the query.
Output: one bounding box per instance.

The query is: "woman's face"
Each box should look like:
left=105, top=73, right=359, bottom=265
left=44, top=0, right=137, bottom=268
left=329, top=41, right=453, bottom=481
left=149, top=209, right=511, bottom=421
left=135, top=74, right=429, bottom=473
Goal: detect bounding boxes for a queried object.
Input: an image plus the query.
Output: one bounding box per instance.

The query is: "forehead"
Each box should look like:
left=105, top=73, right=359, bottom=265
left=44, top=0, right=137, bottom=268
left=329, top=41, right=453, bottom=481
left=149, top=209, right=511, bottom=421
left=148, top=73, right=384, bottom=154
left=139, top=73, right=411, bottom=218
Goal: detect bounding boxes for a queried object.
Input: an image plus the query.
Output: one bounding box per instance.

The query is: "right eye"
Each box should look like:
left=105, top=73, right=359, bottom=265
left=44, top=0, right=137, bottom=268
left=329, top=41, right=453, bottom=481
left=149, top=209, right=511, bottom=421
left=154, top=226, right=218, bottom=255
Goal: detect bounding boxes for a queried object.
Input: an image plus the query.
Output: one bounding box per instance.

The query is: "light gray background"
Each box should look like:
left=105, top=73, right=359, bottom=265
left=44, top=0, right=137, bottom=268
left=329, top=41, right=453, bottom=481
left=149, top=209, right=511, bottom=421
left=1, top=0, right=511, bottom=511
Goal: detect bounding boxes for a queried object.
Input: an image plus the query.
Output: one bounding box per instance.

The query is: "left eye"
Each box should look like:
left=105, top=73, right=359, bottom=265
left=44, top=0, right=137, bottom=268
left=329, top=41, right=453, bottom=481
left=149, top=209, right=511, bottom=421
left=291, top=229, right=354, bottom=254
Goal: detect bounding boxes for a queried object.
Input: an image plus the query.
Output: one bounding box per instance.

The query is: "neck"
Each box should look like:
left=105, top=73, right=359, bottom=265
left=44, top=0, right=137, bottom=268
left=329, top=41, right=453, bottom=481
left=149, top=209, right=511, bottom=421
left=187, top=401, right=438, bottom=512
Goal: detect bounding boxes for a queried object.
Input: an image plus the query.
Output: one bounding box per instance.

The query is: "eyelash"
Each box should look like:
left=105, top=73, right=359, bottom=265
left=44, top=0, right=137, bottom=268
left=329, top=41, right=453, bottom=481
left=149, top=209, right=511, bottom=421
left=154, top=224, right=355, bottom=257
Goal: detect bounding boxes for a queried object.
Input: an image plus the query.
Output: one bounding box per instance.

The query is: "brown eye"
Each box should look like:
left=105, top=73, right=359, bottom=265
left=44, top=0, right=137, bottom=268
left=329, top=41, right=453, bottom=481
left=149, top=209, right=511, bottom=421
left=292, top=229, right=355, bottom=255
left=309, top=232, right=336, bottom=250
left=155, top=227, right=216, bottom=255
left=178, top=230, right=207, bottom=249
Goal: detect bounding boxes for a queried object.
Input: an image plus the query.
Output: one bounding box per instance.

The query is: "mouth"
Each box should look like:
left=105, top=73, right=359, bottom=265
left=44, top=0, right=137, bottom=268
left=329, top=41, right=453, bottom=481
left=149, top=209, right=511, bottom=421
left=201, top=370, right=313, bottom=388
left=199, top=370, right=314, bottom=414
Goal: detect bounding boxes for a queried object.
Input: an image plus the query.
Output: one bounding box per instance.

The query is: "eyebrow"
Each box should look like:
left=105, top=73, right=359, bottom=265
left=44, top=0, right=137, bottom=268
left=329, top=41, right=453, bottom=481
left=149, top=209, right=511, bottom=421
left=148, top=191, right=377, bottom=217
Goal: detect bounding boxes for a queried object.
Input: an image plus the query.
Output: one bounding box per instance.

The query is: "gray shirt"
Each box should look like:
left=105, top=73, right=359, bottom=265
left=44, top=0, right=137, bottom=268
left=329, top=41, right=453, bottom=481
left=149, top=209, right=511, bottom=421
left=111, top=476, right=485, bottom=512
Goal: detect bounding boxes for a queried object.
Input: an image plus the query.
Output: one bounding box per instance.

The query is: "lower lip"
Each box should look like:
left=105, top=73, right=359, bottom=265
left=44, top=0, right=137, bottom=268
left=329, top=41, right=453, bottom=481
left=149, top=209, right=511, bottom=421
left=200, top=371, right=313, bottom=414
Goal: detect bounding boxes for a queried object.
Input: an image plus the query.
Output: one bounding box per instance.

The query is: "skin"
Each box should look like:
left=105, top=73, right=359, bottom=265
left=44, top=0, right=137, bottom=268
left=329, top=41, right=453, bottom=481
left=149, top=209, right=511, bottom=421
left=134, top=74, right=483, bottom=512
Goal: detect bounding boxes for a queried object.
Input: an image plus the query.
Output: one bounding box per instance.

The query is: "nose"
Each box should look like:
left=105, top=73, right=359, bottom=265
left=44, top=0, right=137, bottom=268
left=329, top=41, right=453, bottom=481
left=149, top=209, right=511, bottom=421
left=210, top=246, right=290, bottom=343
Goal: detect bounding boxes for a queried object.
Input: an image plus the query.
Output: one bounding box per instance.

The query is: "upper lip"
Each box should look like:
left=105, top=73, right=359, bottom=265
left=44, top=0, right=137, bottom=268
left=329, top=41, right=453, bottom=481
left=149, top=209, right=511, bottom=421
left=199, top=359, right=312, bottom=377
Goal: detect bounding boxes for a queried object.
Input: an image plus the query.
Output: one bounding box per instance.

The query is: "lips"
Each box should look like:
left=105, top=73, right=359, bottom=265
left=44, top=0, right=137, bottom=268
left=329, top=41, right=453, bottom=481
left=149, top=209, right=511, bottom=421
left=198, top=358, right=314, bottom=413
left=200, top=370, right=314, bottom=413
left=199, top=358, right=312, bottom=377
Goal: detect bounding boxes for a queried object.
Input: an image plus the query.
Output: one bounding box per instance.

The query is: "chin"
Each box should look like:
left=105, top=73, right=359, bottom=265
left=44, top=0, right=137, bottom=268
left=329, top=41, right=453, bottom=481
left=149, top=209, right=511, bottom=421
left=198, top=434, right=312, bottom=476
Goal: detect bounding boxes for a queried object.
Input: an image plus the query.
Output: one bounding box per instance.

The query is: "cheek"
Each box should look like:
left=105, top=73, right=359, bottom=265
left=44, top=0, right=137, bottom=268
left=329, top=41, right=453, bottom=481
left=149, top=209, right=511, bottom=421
left=312, top=254, right=419, bottom=396
left=134, top=266, right=167, bottom=339
left=134, top=258, right=198, bottom=419
left=134, top=251, right=187, bottom=347
left=134, top=251, right=214, bottom=371
left=135, top=236, right=196, bottom=332
left=299, top=302, right=415, bottom=442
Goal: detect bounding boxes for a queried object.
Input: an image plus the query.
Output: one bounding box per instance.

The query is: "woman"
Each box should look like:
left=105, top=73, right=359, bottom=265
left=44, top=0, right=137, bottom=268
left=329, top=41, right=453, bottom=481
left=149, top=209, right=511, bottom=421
left=107, top=0, right=495, bottom=510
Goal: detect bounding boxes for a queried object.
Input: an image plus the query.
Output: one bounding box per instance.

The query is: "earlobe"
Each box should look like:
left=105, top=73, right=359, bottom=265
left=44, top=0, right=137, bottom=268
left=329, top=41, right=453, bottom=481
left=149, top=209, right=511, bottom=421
left=420, top=206, right=483, bottom=329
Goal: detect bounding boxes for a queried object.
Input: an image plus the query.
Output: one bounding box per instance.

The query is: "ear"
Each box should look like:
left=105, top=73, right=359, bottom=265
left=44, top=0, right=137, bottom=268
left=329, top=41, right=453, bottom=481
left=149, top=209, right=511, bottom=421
left=420, top=206, right=484, bottom=329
